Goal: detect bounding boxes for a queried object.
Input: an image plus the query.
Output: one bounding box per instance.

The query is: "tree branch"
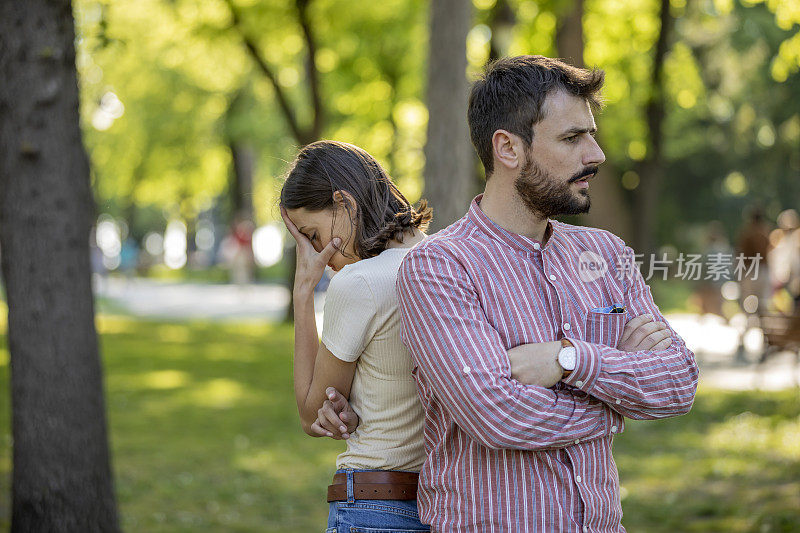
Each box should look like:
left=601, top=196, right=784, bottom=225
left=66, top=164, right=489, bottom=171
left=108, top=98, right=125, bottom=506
left=646, top=0, right=672, bottom=160
left=295, top=0, right=324, bottom=141
left=224, top=0, right=307, bottom=144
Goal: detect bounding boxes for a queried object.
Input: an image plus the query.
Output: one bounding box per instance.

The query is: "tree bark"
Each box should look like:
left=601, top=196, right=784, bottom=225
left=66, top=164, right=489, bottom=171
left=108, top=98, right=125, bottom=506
left=480, top=0, right=515, bottom=195
left=423, top=0, right=474, bottom=232
left=555, top=0, right=584, bottom=68
left=633, top=0, right=673, bottom=255
left=487, top=0, right=515, bottom=63
left=0, top=2, right=120, bottom=531
left=555, top=0, right=633, bottom=243
left=229, top=142, right=255, bottom=222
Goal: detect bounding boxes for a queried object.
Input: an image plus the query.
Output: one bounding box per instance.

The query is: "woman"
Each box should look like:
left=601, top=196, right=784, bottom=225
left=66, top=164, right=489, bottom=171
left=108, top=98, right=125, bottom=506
left=280, top=140, right=432, bottom=532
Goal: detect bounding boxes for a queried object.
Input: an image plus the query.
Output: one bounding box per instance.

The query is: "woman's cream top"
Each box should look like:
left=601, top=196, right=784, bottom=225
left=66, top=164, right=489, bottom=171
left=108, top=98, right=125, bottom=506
left=321, top=246, right=425, bottom=471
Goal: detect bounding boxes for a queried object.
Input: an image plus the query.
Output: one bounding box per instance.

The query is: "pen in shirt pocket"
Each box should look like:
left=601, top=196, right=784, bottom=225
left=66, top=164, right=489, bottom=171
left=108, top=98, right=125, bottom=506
left=590, top=304, right=626, bottom=314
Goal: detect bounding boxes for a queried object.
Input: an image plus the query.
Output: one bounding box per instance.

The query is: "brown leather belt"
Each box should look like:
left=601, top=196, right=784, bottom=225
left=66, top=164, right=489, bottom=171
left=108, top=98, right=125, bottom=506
left=327, top=471, right=419, bottom=502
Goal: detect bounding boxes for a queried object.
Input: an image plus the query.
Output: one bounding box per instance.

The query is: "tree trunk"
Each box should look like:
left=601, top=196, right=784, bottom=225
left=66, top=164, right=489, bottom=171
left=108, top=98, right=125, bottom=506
left=423, top=0, right=474, bottom=232
left=633, top=0, right=672, bottom=255
left=0, top=2, right=120, bottom=531
left=229, top=141, right=255, bottom=222
left=481, top=0, right=515, bottom=195
left=555, top=0, right=584, bottom=68
left=488, top=0, right=515, bottom=63
left=555, top=0, right=633, bottom=243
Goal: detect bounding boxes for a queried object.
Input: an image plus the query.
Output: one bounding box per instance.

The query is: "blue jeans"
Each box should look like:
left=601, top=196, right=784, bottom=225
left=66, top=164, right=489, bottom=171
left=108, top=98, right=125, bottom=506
left=326, top=469, right=430, bottom=532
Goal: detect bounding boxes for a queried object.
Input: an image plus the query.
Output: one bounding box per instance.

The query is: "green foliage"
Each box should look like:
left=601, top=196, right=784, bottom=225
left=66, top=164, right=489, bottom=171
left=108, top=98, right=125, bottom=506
left=74, top=0, right=799, bottom=250
left=656, top=0, right=800, bottom=249
left=76, top=1, right=244, bottom=222
left=74, top=0, right=428, bottom=231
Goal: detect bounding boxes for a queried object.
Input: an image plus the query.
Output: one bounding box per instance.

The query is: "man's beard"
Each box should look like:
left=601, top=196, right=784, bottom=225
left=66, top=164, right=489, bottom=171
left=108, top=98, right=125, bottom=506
left=514, top=157, right=595, bottom=218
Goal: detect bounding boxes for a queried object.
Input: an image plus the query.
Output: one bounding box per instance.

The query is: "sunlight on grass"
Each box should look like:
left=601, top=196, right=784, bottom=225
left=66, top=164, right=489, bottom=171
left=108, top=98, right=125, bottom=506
left=615, top=387, right=800, bottom=532
left=141, top=369, right=192, bottom=390
left=96, top=314, right=137, bottom=335
left=189, top=378, right=247, bottom=409
left=706, top=411, right=800, bottom=459
left=154, top=323, right=193, bottom=343
left=200, top=342, right=259, bottom=361
left=234, top=447, right=337, bottom=487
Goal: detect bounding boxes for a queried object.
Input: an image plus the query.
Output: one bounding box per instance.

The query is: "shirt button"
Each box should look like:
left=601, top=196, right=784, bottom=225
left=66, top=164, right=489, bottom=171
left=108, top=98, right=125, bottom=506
left=574, top=439, right=580, bottom=444
left=584, top=527, right=589, bottom=533
left=563, top=323, right=571, bottom=331
left=549, top=274, right=557, bottom=281
left=575, top=475, right=582, bottom=483
left=533, top=243, right=540, bottom=250
left=615, top=399, right=621, bottom=404
left=576, top=380, right=584, bottom=387
left=611, top=425, right=618, bottom=433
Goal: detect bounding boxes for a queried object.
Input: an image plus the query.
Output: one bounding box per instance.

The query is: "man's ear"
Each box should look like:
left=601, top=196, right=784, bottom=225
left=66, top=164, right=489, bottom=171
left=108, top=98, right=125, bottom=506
left=492, top=130, right=524, bottom=171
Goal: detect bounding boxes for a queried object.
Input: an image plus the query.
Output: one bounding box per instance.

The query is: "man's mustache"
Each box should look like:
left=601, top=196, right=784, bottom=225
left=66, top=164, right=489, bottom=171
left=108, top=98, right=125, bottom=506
left=568, top=166, right=599, bottom=183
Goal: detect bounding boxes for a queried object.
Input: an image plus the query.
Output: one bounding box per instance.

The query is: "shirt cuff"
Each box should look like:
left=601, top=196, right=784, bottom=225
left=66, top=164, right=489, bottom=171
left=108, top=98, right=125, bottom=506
left=561, top=338, right=602, bottom=392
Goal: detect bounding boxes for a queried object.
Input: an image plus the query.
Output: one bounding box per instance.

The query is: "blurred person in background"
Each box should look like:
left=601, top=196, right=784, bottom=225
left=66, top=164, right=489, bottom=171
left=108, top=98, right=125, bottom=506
left=221, top=212, right=255, bottom=285
left=736, top=206, right=772, bottom=316
left=89, top=225, right=107, bottom=292
left=119, top=236, right=140, bottom=281
left=769, top=209, right=800, bottom=313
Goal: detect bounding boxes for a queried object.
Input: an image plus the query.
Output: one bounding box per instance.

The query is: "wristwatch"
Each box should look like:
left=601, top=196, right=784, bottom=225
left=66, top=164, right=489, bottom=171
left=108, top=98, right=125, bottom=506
left=557, top=338, right=576, bottom=379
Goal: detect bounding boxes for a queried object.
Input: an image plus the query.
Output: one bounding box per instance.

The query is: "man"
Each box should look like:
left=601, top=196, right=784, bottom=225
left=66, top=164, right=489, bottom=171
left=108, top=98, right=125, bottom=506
left=395, top=55, right=699, bottom=532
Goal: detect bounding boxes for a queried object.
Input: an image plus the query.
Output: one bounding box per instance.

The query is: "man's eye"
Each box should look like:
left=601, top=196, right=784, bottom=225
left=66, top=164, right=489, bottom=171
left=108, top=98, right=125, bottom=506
left=565, top=135, right=579, bottom=143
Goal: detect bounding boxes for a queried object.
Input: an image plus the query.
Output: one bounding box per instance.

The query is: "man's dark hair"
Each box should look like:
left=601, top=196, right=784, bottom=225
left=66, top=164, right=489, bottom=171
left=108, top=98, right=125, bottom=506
left=468, top=55, right=605, bottom=177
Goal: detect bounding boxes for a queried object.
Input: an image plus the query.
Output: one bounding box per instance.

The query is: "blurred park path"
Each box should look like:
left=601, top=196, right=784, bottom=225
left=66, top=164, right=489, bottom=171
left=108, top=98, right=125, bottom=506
left=97, top=277, right=303, bottom=322
left=96, top=277, right=799, bottom=391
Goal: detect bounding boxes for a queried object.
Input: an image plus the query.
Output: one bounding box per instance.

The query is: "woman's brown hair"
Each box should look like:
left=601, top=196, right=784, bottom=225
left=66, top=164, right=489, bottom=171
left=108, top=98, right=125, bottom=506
left=280, top=140, right=432, bottom=259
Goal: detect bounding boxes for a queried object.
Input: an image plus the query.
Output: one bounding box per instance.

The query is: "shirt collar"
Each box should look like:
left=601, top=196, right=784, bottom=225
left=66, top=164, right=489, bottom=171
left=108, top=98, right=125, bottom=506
left=467, top=194, right=558, bottom=254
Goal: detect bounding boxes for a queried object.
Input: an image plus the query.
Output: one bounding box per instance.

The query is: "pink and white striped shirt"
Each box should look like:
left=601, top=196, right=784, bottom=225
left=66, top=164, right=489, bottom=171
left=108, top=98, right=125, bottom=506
left=397, top=195, right=699, bottom=532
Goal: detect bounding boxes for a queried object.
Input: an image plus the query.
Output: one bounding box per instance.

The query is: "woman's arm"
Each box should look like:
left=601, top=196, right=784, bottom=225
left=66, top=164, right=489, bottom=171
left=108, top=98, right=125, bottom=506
left=293, top=286, right=356, bottom=433
left=282, top=208, right=359, bottom=437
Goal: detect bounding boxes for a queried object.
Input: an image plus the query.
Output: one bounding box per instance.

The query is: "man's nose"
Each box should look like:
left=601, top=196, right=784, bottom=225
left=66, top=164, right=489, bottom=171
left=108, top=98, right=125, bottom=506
left=584, top=136, right=605, bottom=167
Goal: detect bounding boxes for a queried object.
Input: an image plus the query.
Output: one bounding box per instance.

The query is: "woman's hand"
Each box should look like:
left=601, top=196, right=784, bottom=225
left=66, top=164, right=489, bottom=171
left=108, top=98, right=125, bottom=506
left=308, top=387, right=360, bottom=440
left=281, top=207, right=340, bottom=295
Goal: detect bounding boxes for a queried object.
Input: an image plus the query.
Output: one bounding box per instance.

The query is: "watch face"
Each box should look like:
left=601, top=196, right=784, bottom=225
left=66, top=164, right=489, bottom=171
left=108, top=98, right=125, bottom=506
left=559, top=347, right=577, bottom=371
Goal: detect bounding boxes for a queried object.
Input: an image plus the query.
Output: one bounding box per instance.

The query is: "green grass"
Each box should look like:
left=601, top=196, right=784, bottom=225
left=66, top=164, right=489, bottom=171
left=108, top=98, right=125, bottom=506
left=1, top=316, right=799, bottom=532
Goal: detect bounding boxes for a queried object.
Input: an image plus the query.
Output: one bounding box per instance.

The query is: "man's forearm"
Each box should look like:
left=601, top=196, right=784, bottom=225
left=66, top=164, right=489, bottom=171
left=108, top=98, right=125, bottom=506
left=408, top=335, right=618, bottom=450
left=561, top=337, right=699, bottom=419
